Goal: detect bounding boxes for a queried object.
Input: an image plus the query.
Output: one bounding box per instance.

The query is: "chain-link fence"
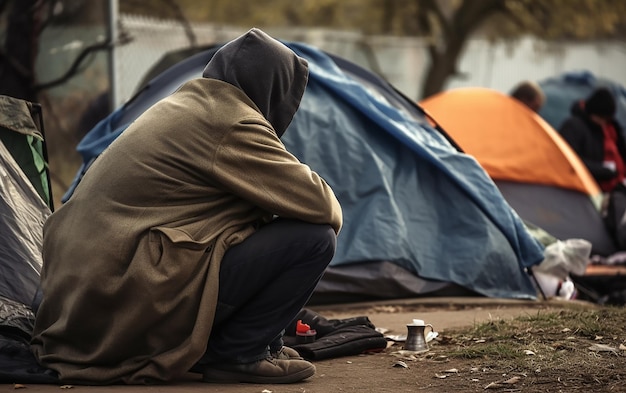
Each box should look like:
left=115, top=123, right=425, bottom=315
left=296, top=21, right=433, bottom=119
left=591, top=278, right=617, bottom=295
left=116, top=15, right=626, bottom=107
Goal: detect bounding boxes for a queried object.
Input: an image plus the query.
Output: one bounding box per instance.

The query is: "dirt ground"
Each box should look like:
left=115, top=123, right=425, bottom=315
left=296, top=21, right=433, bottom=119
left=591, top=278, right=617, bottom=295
left=3, top=298, right=625, bottom=393
left=310, top=300, right=626, bottom=393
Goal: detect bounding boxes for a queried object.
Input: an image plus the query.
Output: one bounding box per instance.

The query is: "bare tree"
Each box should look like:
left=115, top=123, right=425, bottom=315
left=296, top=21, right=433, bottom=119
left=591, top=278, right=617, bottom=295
left=157, top=0, right=626, bottom=99
left=413, top=0, right=626, bottom=98
left=0, top=0, right=44, bottom=101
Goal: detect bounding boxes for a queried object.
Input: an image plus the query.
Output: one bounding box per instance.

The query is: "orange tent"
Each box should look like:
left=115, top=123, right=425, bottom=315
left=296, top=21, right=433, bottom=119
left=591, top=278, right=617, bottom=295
left=421, top=87, right=598, bottom=195
left=420, top=87, right=615, bottom=256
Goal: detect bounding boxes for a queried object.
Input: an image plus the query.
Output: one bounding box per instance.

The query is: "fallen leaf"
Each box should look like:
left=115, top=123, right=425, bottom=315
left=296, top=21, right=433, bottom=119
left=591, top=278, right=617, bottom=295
left=524, top=349, right=535, bottom=355
left=434, top=374, right=447, bottom=379
left=561, top=328, right=571, bottom=333
left=484, top=381, right=501, bottom=389
left=595, top=335, right=604, bottom=340
left=385, top=334, right=407, bottom=342
left=502, top=376, right=521, bottom=384
left=588, top=344, right=618, bottom=354
left=620, top=344, right=626, bottom=351
left=443, top=368, right=458, bottom=373
left=392, top=349, right=428, bottom=358
left=393, top=360, right=409, bottom=368
left=483, top=376, right=521, bottom=389
left=13, top=384, right=26, bottom=389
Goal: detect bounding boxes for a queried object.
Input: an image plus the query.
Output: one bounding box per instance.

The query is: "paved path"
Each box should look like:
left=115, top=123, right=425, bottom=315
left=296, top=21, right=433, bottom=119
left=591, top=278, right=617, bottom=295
left=311, top=296, right=597, bottom=334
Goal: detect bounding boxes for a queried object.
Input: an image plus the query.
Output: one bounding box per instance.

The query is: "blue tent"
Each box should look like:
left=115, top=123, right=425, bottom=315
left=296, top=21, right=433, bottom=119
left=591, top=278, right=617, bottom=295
left=65, top=41, right=544, bottom=301
left=539, top=70, right=626, bottom=131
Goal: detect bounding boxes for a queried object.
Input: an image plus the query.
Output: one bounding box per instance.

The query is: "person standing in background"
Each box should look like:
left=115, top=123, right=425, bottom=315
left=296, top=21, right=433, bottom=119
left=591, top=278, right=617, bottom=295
left=559, top=87, right=626, bottom=193
left=509, top=80, right=546, bottom=113
left=558, top=87, right=626, bottom=248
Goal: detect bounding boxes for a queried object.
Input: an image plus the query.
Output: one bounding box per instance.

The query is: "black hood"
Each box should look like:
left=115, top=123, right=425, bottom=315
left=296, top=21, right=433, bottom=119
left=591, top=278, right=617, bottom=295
left=570, top=99, right=586, bottom=118
left=202, top=28, right=309, bottom=138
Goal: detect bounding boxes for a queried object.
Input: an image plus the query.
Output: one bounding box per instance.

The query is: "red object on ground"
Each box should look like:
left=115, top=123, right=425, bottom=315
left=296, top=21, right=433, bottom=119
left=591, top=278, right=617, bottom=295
left=296, top=320, right=311, bottom=334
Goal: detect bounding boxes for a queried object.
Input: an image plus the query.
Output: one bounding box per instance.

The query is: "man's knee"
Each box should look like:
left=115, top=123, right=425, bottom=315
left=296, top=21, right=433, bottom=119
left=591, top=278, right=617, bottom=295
left=308, top=224, right=337, bottom=261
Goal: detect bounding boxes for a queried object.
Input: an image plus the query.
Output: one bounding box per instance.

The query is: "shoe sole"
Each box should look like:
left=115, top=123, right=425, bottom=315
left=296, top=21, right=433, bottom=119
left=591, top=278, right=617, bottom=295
left=203, top=365, right=315, bottom=384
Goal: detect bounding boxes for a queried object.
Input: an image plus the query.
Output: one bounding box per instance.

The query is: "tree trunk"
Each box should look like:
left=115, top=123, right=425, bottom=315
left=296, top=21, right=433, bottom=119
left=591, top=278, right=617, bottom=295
left=0, top=0, right=41, bottom=101
left=417, top=0, right=507, bottom=100
left=420, top=37, right=465, bottom=100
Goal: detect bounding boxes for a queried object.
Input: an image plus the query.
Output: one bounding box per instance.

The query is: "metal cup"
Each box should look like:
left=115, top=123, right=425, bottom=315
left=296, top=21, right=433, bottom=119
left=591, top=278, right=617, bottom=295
left=405, top=323, right=434, bottom=352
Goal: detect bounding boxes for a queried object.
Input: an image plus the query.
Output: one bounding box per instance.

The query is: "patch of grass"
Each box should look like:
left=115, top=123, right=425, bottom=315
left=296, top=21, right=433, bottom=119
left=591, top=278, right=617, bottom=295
left=455, top=307, right=626, bottom=341
left=439, top=307, right=626, bottom=370
left=515, top=308, right=625, bottom=338
left=430, top=306, right=626, bottom=391
left=467, top=319, right=510, bottom=337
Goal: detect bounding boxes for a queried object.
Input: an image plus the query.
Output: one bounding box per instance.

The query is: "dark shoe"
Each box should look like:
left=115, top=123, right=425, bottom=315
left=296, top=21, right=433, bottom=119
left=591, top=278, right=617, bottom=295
left=271, top=346, right=303, bottom=360
left=202, top=357, right=315, bottom=384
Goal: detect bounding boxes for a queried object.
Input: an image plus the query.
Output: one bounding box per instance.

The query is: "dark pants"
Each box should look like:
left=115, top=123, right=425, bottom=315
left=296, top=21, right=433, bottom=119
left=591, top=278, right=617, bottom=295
left=605, top=185, right=626, bottom=249
left=201, top=218, right=336, bottom=364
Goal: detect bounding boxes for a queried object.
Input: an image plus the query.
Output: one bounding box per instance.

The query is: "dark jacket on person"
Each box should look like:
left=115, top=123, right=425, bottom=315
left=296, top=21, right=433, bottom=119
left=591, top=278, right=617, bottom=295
left=558, top=101, right=626, bottom=185
left=31, top=28, right=342, bottom=384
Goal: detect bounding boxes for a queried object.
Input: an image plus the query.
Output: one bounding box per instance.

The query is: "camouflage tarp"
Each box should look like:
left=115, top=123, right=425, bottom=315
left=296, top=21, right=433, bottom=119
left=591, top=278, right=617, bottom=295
left=0, top=95, right=51, bottom=306
left=0, top=95, right=51, bottom=207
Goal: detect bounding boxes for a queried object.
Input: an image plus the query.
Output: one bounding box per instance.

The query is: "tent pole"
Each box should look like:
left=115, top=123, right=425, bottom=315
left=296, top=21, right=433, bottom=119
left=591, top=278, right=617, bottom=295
left=107, top=0, right=119, bottom=110
left=528, top=268, right=547, bottom=301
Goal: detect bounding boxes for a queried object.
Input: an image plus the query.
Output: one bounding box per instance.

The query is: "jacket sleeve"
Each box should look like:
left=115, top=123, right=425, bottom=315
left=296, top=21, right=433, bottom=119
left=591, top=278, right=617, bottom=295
left=210, top=119, right=343, bottom=234
left=559, top=117, right=617, bottom=182
left=615, top=121, right=626, bottom=168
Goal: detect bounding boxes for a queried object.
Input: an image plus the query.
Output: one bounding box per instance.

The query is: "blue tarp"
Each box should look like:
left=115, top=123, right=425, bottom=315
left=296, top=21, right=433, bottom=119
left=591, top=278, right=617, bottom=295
left=539, top=70, right=626, bottom=132
left=65, top=42, right=544, bottom=299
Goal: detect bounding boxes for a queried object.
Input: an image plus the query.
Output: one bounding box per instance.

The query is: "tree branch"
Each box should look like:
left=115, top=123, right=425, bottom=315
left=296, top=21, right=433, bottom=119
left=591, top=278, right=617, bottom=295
left=0, top=0, right=9, bottom=15
left=121, top=0, right=197, bottom=47
left=160, top=0, right=197, bottom=47
left=421, top=0, right=451, bottom=38
left=0, top=48, right=32, bottom=77
left=34, top=39, right=116, bottom=91
left=454, top=0, right=507, bottom=35
left=36, top=0, right=58, bottom=36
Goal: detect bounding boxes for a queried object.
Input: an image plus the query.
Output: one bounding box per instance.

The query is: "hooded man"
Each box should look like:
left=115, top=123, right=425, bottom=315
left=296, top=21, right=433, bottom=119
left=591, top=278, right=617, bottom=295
left=558, top=87, right=626, bottom=193
left=559, top=87, right=626, bottom=249
left=32, top=28, right=342, bottom=385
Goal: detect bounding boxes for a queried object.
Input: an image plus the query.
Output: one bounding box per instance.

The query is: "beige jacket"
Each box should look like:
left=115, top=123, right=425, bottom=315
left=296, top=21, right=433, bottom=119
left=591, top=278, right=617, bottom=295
left=31, top=78, right=342, bottom=384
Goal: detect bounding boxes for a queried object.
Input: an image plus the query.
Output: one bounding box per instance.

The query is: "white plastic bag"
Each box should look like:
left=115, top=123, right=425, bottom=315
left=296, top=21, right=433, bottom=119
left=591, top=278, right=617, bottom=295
left=532, top=271, right=577, bottom=299
left=533, top=238, right=592, bottom=280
